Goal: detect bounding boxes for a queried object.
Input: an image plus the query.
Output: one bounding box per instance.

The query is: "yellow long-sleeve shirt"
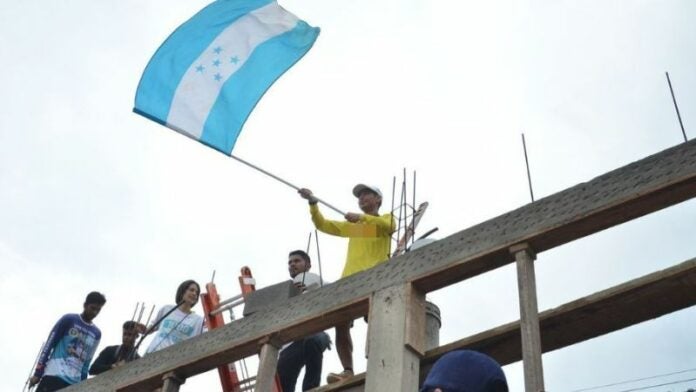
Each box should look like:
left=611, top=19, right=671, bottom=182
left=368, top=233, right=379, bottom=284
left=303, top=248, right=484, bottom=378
left=310, top=204, right=394, bottom=278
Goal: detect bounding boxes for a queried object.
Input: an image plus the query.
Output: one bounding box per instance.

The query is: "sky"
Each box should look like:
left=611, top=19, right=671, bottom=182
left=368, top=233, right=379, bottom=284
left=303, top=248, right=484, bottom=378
left=1, top=0, right=695, bottom=391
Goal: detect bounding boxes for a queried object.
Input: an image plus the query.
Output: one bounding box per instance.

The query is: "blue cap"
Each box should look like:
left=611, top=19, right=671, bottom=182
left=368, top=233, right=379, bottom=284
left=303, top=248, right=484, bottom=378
left=420, top=350, right=508, bottom=392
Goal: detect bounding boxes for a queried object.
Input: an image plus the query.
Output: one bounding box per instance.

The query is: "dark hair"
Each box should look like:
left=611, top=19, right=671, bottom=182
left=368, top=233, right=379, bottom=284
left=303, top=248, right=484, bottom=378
left=289, top=250, right=311, bottom=264
left=175, top=280, right=200, bottom=305
left=84, top=291, right=106, bottom=306
left=122, top=320, right=138, bottom=331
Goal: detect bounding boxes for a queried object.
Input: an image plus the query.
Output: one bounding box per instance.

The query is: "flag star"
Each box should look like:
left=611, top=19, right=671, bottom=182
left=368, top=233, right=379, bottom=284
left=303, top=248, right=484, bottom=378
left=214, top=73, right=223, bottom=81
left=213, top=46, right=223, bottom=54
left=230, top=56, right=240, bottom=64
left=213, top=59, right=221, bottom=67
left=195, top=65, right=205, bottom=73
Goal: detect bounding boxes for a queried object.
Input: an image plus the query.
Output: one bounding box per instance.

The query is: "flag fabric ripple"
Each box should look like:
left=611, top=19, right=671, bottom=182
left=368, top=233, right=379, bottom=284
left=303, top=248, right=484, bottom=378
left=134, top=0, right=319, bottom=155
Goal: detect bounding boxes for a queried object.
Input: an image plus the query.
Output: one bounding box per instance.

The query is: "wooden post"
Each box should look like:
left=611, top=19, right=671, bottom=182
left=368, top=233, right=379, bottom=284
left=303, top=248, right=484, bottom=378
left=510, top=243, right=545, bottom=392
left=365, top=283, right=426, bottom=392
left=161, top=371, right=185, bottom=392
left=255, top=342, right=280, bottom=392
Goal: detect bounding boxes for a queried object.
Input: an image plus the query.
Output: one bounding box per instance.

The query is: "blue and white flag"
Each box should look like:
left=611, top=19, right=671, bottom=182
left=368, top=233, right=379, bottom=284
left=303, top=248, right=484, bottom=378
left=134, top=0, right=319, bottom=154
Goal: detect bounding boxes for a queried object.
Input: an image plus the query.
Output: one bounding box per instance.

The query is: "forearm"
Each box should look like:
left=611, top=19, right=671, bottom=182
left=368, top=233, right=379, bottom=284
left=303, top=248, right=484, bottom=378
left=89, top=355, right=111, bottom=375
left=89, top=363, right=110, bottom=375
left=310, top=204, right=344, bottom=236
left=34, top=320, right=65, bottom=377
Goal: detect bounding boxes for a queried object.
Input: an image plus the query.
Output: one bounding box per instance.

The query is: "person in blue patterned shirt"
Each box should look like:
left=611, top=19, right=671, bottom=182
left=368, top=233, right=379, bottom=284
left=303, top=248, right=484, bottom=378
left=29, top=292, right=106, bottom=391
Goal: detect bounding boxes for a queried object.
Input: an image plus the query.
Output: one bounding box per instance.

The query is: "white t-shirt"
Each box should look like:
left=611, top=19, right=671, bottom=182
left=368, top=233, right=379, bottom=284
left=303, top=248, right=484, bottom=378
left=292, top=271, right=324, bottom=291
left=145, top=305, right=205, bottom=354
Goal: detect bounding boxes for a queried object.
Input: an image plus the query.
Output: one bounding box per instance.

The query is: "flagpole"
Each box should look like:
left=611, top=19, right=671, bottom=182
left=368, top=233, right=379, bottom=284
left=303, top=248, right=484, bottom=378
left=230, top=154, right=346, bottom=216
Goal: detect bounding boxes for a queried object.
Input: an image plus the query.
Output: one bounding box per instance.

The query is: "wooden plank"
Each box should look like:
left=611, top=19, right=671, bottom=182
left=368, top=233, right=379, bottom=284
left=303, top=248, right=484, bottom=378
left=312, top=258, right=696, bottom=392
left=364, top=284, right=424, bottom=392
left=404, top=286, right=427, bottom=356
left=423, top=257, right=696, bottom=369
left=312, top=374, right=366, bottom=392
left=69, top=140, right=696, bottom=391
left=511, top=244, right=545, bottom=391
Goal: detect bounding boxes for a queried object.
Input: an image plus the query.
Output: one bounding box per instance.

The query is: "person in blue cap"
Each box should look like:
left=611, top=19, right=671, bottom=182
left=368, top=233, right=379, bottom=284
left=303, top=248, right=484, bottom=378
left=420, top=350, right=508, bottom=392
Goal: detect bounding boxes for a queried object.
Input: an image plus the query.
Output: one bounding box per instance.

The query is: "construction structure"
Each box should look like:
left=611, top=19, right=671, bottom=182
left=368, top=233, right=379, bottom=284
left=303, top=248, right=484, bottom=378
left=68, top=139, right=696, bottom=391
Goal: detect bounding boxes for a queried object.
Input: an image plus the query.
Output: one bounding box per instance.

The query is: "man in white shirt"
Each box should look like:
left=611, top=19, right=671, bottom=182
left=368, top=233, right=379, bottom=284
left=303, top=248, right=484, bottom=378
left=277, top=250, right=331, bottom=391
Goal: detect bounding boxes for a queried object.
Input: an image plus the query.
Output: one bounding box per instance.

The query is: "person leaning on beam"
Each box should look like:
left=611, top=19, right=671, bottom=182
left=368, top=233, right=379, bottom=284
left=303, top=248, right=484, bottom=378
left=88, top=320, right=142, bottom=375
left=277, top=250, right=332, bottom=392
left=298, top=183, right=395, bottom=384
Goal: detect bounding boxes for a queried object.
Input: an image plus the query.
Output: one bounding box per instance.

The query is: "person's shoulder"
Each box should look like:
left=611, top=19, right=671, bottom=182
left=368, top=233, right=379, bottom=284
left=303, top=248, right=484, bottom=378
left=101, top=344, right=119, bottom=353
left=159, top=304, right=175, bottom=314
left=80, top=318, right=102, bottom=336
left=294, top=272, right=327, bottom=289
left=190, top=312, right=204, bottom=322
left=59, top=313, right=81, bottom=324
left=50, top=314, right=77, bottom=330
left=305, top=271, right=323, bottom=282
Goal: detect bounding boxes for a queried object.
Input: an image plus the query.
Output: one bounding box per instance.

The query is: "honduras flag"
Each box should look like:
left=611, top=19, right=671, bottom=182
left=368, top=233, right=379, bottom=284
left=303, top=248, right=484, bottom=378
left=134, top=0, right=319, bottom=155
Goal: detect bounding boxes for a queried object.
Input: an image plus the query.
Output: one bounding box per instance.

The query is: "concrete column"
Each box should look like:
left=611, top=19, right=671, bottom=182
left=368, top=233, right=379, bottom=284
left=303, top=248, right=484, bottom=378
left=365, top=283, right=425, bottom=392
left=161, top=371, right=185, bottom=392
left=510, top=243, right=545, bottom=392
left=256, top=342, right=280, bottom=392
left=425, top=301, right=441, bottom=350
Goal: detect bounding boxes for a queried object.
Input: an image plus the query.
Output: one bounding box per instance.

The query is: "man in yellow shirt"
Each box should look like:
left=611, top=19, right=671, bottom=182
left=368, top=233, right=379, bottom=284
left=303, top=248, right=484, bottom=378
left=299, top=183, right=394, bottom=383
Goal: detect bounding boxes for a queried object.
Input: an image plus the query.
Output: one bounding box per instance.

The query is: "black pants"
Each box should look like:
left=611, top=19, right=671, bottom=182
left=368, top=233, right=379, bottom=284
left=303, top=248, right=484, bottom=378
left=36, top=375, right=71, bottom=392
left=277, top=332, right=331, bottom=392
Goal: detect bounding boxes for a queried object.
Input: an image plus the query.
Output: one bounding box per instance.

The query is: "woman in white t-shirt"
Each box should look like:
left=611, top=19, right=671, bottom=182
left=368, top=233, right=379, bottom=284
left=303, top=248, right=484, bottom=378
left=145, top=280, right=206, bottom=354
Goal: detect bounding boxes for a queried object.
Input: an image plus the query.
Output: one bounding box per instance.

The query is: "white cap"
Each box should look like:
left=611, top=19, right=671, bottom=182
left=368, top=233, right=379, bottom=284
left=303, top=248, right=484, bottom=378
left=353, top=184, right=382, bottom=198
